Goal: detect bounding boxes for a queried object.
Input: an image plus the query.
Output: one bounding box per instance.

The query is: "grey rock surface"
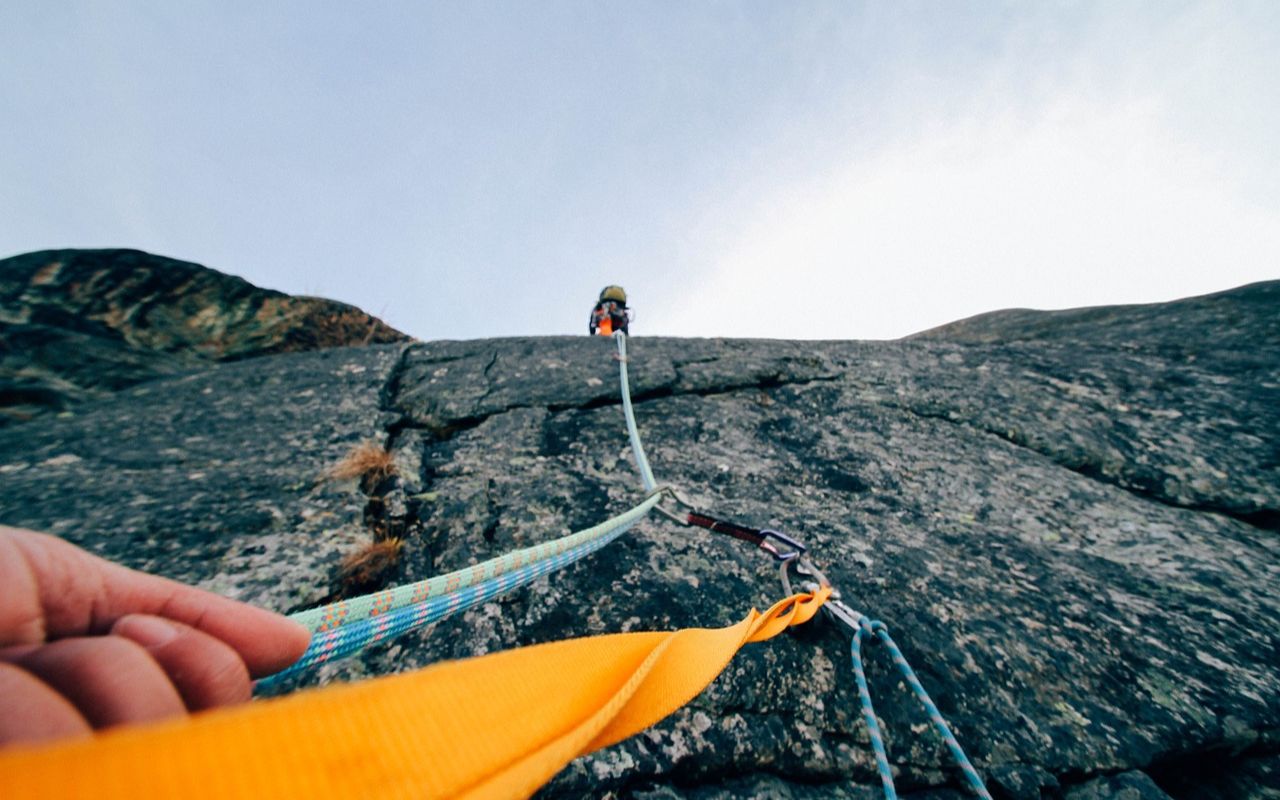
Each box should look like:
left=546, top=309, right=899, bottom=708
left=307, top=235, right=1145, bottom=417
left=911, top=279, right=1279, bottom=373
left=0, top=344, right=406, bottom=614
left=0, top=248, right=408, bottom=425
left=1, top=281, right=1277, bottom=799
left=1061, top=771, right=1172, bottom=799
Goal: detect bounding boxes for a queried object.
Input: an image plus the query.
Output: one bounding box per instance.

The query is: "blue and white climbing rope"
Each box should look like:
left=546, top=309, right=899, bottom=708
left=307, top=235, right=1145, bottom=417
left=261, top=333, right=667, bottom=684
left=288, top=494, right=660, bottom=635
left=781, top=558, right=991, bottom=799
left=850, top=625, right=898, bottom=798
left=850, top=620, right=992, bottom=800
left=259, top=494, right=660, bottom=687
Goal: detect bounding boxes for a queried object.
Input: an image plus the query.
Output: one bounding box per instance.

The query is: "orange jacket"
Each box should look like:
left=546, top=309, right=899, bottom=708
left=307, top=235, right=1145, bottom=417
left=589, top=301, right=628, bottom=335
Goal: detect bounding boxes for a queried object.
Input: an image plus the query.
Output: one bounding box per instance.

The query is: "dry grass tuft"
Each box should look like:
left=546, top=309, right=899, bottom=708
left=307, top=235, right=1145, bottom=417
left=329, top=441, right=396, bottom=485
left=338, top=538, right=404, bottom=593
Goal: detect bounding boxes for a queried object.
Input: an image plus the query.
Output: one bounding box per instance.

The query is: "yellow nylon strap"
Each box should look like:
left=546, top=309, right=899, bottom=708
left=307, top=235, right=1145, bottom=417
left=0, top=589, right=829, bottom=800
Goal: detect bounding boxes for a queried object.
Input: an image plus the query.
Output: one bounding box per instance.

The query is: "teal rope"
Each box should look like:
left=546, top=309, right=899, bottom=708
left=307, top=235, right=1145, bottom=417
left=289, top=495, right=659, bottom=634
left=258, top=495, right=659, bottom=687
left=850, top=627, right=897, bottom=798
left=851, top=618, right=992, bottom=800
left=614, top=332, right=657, bottom=492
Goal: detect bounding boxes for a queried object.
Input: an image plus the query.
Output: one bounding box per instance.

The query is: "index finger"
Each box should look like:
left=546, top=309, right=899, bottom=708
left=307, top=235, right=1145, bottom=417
left=0, top=527, right=309, bottom=677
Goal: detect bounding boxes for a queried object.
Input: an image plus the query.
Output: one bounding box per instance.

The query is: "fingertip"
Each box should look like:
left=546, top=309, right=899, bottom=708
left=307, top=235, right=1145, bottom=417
left=182, top=600, right=312, bottom=678
left=283, top=616, right=312, bottom=652
left=247, top=615, right=312, bottom=679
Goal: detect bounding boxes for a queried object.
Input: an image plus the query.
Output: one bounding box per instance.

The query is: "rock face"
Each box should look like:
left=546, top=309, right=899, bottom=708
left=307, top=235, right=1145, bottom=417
left=0, top=248, right=408, bottom=425
left=0, top=280, right=1277, bottom=799
left=911, top=281, right=1280, bottom=371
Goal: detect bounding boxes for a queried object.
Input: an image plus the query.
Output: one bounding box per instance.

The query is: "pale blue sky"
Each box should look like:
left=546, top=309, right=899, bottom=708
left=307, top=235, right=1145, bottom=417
left=2, top=2, right=1277, bottom=340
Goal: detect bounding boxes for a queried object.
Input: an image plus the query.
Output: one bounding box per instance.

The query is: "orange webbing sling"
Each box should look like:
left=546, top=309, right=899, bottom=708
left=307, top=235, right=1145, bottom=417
left=0, top=588, right=829, bottom=800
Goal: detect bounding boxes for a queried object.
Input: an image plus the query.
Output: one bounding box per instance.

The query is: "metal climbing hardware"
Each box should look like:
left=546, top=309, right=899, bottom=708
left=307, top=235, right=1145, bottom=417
left=684, top=512, right=806, bottom=562
left=640, top=483, right=808, bottom=563
left=780, top=557, right=993, bottom=800
left=780, top=557, right=863, bottom=630
left=643, top=483, right=807, bottom=563
left=646, top=483, right=694, bottom=526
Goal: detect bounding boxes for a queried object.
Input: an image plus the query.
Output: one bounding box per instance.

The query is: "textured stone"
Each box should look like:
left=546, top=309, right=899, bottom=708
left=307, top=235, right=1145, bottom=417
left=0, top=248, right=408, bottom=425
left=0, top=344, right=407, bottom=613
left=911, top=279, right=1280, bottom=374
left=1062, top=770, right=1172, bottom=799
left=0, top=280, right=1277, bottom=797
left=1153, top=752, right=1280, bottom=799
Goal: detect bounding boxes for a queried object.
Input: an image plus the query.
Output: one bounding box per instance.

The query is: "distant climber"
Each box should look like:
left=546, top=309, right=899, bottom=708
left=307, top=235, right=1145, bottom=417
left=589, top=285, right=631, bottom=336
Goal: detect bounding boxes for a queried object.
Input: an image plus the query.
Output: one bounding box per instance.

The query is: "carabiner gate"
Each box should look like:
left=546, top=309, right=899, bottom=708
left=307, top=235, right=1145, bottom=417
left=780, top=557, right=864, bottom=635
left=756, top=528, right=806, bottom=562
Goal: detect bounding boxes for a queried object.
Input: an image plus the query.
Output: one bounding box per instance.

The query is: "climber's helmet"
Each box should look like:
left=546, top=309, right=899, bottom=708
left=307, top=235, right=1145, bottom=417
left=599, top=285, right=627, bottom=306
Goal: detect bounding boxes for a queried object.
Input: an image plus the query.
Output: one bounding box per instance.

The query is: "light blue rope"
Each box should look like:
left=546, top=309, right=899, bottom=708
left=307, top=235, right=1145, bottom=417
left=259, top=501, right=653, bottom=688
left=851, top=627, right=898, bottom=799
left=851, top=619, right=992, bottom=800
left=288, top=495, right=659, bottom=635
left=614, top=332, right=657, bottom=492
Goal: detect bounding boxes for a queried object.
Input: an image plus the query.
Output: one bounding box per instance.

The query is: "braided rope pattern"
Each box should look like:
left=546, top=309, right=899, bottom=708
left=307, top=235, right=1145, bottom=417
left=614, top=332, right=657, bottom=492
left=261, top=497, right=657, bottom=687
left=850, top=628, right=898, bottom=799
left=289, top=495, right=660, bottom=634
left=851, top=620, right=992, bottom=800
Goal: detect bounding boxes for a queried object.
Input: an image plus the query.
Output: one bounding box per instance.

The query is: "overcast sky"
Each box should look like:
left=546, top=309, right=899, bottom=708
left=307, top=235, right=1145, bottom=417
left=2, top=2, right=1277, bottom=341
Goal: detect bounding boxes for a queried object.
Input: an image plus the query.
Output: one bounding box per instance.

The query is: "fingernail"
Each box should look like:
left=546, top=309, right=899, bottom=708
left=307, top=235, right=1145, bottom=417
left=119, top=616, right=178, bottom=648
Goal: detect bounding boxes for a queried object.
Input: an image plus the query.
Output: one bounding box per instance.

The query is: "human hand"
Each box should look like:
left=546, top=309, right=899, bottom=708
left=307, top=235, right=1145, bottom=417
left=0, top=525, right=310, bottom=746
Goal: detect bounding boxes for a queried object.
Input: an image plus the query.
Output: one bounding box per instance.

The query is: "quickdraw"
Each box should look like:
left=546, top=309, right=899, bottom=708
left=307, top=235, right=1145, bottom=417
left=647, top=485, right=805, bottom=562
left=651, top=482, right=991, bottom=800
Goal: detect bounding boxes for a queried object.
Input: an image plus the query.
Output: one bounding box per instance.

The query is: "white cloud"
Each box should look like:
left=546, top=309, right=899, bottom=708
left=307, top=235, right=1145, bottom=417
left=650, top=93, right=1280, bottom=340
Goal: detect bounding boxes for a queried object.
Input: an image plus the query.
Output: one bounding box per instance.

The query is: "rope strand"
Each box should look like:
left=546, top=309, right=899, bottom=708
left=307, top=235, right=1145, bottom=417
left=259, top=495, right=660, bottom=687
left=852, top=619, right=993, bottom=799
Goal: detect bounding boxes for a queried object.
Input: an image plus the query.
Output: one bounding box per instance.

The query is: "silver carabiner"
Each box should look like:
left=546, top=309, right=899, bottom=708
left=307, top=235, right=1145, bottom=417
left=756, top=529, right=805, bottom=562
left=780, top=557, right=865, bottom=635
left=647, top=485, right=694, bottom=526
